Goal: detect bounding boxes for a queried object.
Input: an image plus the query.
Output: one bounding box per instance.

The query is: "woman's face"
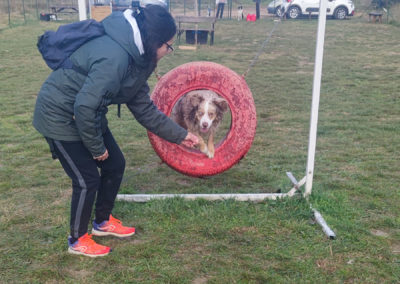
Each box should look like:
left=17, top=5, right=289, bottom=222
left=156, top=38, right=174, bottom=61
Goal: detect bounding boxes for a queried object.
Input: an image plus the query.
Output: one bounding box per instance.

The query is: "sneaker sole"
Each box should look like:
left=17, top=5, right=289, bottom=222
left=68, top=247, right=110, bottom=258
left=91, top=229, right=135, bottom=238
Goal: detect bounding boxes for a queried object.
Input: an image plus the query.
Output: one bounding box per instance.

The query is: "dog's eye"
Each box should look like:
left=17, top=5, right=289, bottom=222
left=208, top=112, right=215, bottom=118
left=198, top=112, right=204, bottom=116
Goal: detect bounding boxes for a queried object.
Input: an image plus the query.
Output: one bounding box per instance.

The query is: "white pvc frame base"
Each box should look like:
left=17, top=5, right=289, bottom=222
left=117, top=174, right=306, bottom=203
left=117, top=173, right=336, bottom=239
left=116, top=0, right=336, bottom=239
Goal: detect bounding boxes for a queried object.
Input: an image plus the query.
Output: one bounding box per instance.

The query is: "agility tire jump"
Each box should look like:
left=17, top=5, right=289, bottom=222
left=148, top=61, right=257, bottom=177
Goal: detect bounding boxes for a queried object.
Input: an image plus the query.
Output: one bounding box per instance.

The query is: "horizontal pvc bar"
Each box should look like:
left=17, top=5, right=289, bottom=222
left=117, top=174, right=306, bottom=203
left=117, top=193, right=292, bottom=203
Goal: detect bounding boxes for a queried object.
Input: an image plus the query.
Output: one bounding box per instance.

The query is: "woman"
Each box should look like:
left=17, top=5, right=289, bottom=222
left=33, top=5, right=198, bottom=257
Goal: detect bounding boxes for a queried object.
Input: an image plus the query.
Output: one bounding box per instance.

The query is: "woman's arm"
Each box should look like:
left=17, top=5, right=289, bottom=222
left=126, top=83, right=188, bottom=144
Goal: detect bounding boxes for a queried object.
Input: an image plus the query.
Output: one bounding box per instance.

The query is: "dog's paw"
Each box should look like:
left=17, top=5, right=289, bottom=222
left=200, top=147, right=214, bottom=159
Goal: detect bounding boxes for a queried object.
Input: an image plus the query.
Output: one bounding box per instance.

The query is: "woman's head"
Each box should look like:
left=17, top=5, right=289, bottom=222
left=134, top=5, right=176, bottom=63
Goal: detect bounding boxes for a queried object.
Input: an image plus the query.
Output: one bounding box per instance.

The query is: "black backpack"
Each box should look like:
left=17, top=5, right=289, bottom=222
left=37, top=19, right=105, bottom=73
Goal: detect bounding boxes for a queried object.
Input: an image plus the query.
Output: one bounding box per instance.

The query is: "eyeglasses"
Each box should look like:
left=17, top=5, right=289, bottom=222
left=165, top=42, right=174, bottom=52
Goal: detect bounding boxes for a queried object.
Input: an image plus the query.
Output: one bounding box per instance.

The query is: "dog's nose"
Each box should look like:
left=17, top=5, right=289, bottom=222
left=202, top=122, right=208, bottom=128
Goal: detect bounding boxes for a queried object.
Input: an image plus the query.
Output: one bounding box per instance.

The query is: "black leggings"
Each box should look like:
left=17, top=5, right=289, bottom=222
left=51, top=128, right=125, bottom=239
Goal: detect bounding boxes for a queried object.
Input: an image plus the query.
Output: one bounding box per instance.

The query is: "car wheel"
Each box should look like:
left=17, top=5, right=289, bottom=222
left=334, top=7, right=347, bottom=19
left=288, top=6, right=300, bottom=19
left=276, top=6, right=283, bottom=17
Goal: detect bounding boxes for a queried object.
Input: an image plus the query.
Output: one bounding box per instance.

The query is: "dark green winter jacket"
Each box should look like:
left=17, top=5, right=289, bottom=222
left=33, top=12, right=187, bottom=157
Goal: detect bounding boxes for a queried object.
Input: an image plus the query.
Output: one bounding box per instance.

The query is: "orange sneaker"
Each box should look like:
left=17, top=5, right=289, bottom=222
left=68, top=233, right=111, bottom=257
left=92, top=215, right=135, bottom=237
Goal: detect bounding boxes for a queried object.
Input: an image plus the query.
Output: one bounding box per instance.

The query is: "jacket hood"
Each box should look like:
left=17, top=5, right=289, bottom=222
left=101, top=12, right=147, bottom=68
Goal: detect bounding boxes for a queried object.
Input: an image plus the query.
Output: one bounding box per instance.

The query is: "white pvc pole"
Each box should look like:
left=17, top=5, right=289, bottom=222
left=304, top=0, right=327, bottom=198
left=78, top=0, right=87, bottom=21
left=312, top=208, right=336, bottom=239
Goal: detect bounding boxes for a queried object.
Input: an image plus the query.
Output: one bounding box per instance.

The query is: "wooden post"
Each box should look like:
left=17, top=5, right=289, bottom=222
left=256, top=0, right=261, bottom=19
left=91, top=5, right=112, bottom=21
left=7, top=0, right=11, bottom=26
left=35, top=0, right=39, bottom=20
left=22, top=0, right=26, bottom=24
left=198, top=0, right=201, bottom=16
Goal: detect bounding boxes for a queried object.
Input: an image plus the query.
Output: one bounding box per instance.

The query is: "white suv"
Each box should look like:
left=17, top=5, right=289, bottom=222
left=267, top=0, right=355, bottom=20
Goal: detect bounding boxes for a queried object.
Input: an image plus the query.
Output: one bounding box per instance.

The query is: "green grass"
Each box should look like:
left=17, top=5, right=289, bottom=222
left=1, top=17, right=399, bottom=283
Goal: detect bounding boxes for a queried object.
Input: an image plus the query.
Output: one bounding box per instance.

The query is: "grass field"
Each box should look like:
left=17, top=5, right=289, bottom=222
left=0, top=16, right=399, bottom=283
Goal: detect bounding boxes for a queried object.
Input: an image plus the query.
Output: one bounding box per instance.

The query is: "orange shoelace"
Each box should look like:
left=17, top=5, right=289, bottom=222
left=108, top=215, right=122, bottom=225
left=79, top=233, right=97, bottom=246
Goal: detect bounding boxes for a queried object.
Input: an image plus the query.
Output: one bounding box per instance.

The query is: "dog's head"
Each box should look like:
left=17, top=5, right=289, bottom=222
left=185, top=90, right=229, bottom=133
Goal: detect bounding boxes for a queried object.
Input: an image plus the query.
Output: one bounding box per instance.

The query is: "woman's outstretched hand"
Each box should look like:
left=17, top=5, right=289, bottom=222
left=181, top=132, right=199, bottom=148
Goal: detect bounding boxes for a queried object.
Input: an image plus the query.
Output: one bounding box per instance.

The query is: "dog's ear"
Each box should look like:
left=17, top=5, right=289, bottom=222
left=187, top=92, right=204, bottom=107
left=214, top=98, right=229, bottom=113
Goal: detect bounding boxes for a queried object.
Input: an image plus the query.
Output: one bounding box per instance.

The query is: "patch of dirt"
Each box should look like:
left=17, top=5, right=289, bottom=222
left=192, top=276, right=209, bottom=284
left=174, top=245, right=210, bottom=259
left=370, top=229, right=389, bottom=237
left=264, top=51, right=286, bottom=60
left=230, top=226, right=259, bottom=234
left=175, top=178, right=193, bottom=186
left=130, top=239, right=146, bottom=245
left=391, top=243, right=400, bottom=254
left=265, top=114, right=282, bottom=123
left=65, top=267, right=93, bottom=279
left=296, top=70, right=313, bottom=75
left=127, top=162, right=161, bottom=174
left=315, top=258, right=338, bottom=273
left=51, top=188, right=71, bottom=206
left=298, top=57, right=314, bottom=68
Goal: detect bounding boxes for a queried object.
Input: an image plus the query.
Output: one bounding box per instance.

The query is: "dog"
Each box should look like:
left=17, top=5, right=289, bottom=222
left=237, top=5, right=244, bottom=21
left=171, top=90, right=229, bottom=158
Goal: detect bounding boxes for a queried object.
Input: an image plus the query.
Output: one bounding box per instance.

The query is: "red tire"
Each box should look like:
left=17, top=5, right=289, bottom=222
left=148, top=61, right=257, bottom=177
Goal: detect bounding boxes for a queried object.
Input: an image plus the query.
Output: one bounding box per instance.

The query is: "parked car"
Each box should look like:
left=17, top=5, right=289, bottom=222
left=267, top=0, right=355, bottom=20
left=267, top=0, right=287, bottom=17
left=267, top=0, right=285, bottom=17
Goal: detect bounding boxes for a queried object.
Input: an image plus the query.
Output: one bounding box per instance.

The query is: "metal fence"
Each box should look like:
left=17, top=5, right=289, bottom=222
left=0, top=0, right=242, bottom=29
left=0, top=0, right=80, bottom=29
left=168, top=0, right=233, bottom=17
left=1, top=0, right=399, bottom=30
